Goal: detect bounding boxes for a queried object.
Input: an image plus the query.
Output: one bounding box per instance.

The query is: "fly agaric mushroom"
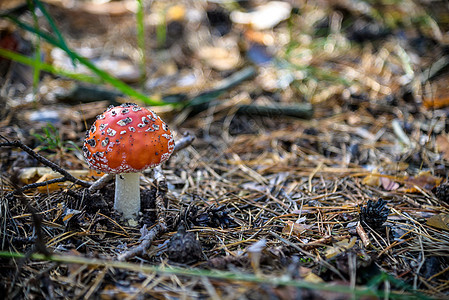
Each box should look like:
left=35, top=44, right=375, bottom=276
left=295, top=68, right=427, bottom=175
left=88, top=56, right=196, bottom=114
left=83, top=103, right=175, bottom=219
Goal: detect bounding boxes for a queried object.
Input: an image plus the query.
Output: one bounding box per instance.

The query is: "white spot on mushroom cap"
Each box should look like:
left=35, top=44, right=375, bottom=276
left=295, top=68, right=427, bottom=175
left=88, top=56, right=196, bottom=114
left=117, top=117, right=132, bottom=126
left=107, top=128, right=117, bottom=137
left=101, top=137, right=109, bottom=147
left=147, top=111, right=157, bottom=121
left=161, top=152, right=171, bottom=161
left=106, top=141, right=116, bottom=152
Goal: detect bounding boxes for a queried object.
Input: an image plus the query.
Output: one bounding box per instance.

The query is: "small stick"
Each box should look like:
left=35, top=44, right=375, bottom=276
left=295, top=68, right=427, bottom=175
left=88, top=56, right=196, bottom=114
left=153, top=165, right=168, bottom=225
left=237, top=103, right=313, bottom=119
left=7, top=177, right=69, bottom=198
left=117, top=165, right=168, bottom=261
left=302, top=235, right=350, bottom=250
left=0, top=138, right=91, bottom=191
left=173, top=131, right=195, bottom=153
left=391, top=119, right=412, bottom=147
left=117, top=223, right=166, bottom=262
left=87, top=174, right=114, bottom=192
left=356, top=222, right=371, bottom=248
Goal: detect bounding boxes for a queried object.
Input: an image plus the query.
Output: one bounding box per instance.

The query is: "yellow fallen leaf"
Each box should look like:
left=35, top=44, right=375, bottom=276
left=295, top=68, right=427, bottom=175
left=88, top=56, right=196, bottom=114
left=402, top=171, right=442, bottom=193
left=197, top=46, right=241, bottom=71
left=426, top=214, right=449, bottom=231
left=304, top=272, right=324, bottom=283
left=423, top=95, right=449, bottom=109
left=167, top=4, right=186, bottom=22
left=19, top=167, right=58, bottom=184
left=36, top=173, right=65, bottom=192
left=362, top=169, right=380, bottom=187
left=34, top=170, right=91, bottom=192
left=436, top=134, right=449, bottom=161
left=325, top=237, right=357, bottom=259
left=282, top=221, right=308, bottom=237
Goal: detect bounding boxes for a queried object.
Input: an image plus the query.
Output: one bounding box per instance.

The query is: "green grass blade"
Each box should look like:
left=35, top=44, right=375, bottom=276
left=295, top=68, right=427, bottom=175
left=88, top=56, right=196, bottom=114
left=33, top=0, right=77, bottom=65
left=0, top=251, right=431, bottom=300
left=5, top=15, right=164, bottom=106
left=156, top=12, right=167, bottom=48
left=136, top=0, right=146, bottom=81
left=0, top=48, right=101, bottom=83
left=5, top=14, right=75, bottom=58
left=29, top=0, right=41, bottom=96
left=74, top=54, right=161, bottom=105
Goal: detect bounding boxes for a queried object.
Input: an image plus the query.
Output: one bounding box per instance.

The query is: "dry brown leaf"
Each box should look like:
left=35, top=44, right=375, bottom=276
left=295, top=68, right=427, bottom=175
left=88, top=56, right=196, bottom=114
left=19, top=167, right=97, bottom=192
left=282, top=221, right=308, bottom=237
left=197, top=46, right=241, bottom=71
left=297, top=267, right=324, bottom=283
left=36, top=173, right=65, bottom=192
left=380, top=176, right=400, bottom=191
left=325, top=237, right=357, bottom=259
left=81, top=0, right=133, bottom=16
left=422, top=74, right=449, bottom=109
left=19, top=167, right=58, bottom=184
left=66, top=249, right=84, bottom=276
left=403, top=171, right=442, bottom=193
left=423, top=96, right=449, bottom=109
left=362, top=169, right=380, bottom=187
left=436, top=134, right=449, bottom=161
left=304, top=272, right=324, bottom=283
left=426, top=214, right=449, bottom=231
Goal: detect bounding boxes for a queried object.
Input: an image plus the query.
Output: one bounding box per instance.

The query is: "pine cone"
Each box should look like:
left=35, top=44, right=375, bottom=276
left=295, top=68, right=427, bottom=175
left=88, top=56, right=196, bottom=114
left=435, top=183, right=449, bottom=203
left=360, top=199, right=390, bottom=230
left=167, top=224, right=203, bottom=264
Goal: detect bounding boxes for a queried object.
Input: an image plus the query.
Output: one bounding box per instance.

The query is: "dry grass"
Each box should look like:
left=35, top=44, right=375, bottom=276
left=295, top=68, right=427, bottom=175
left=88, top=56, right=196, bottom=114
left=1, top=0, right=449, bottom=299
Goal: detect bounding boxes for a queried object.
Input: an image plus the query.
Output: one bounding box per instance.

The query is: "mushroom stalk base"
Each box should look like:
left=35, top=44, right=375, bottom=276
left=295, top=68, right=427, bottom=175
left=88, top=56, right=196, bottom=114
left=114, top=173, right=140, bottom=219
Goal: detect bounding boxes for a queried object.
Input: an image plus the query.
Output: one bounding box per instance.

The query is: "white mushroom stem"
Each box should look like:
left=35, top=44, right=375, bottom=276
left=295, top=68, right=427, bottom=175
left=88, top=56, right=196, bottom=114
left=114, top=172, right=141, bottom=219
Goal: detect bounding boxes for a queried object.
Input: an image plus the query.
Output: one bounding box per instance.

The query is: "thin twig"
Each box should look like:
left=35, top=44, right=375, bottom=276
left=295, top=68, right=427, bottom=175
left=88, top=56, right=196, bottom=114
left=87, top=173, right=114, bottom=192
left=117, top=166, right=169, bottom=261
left=7, top=177, right=69, bottom=198
left=1, top=137, right=91, bottom=198
left=302, top=235, right=351, bottom=250
left=154, top=166, right=168, bottom=225
left=269, top=231, right=346, bottom=281
left=0, top=138, right=91, bottom=189
left=357, top=222, right=371, bottom=248
left=173, top=131, right=196, bottom=153
left=117, top=223, right=166, bottom=261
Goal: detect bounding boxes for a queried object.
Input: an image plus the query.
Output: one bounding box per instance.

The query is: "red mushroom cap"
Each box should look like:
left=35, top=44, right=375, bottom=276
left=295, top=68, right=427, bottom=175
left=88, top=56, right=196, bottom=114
left=83, top=103, right=175, bottom=174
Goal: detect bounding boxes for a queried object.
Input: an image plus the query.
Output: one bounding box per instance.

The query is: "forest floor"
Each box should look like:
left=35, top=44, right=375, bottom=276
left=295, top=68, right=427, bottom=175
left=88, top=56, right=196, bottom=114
left=1, top=0, right=449, bottom=299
